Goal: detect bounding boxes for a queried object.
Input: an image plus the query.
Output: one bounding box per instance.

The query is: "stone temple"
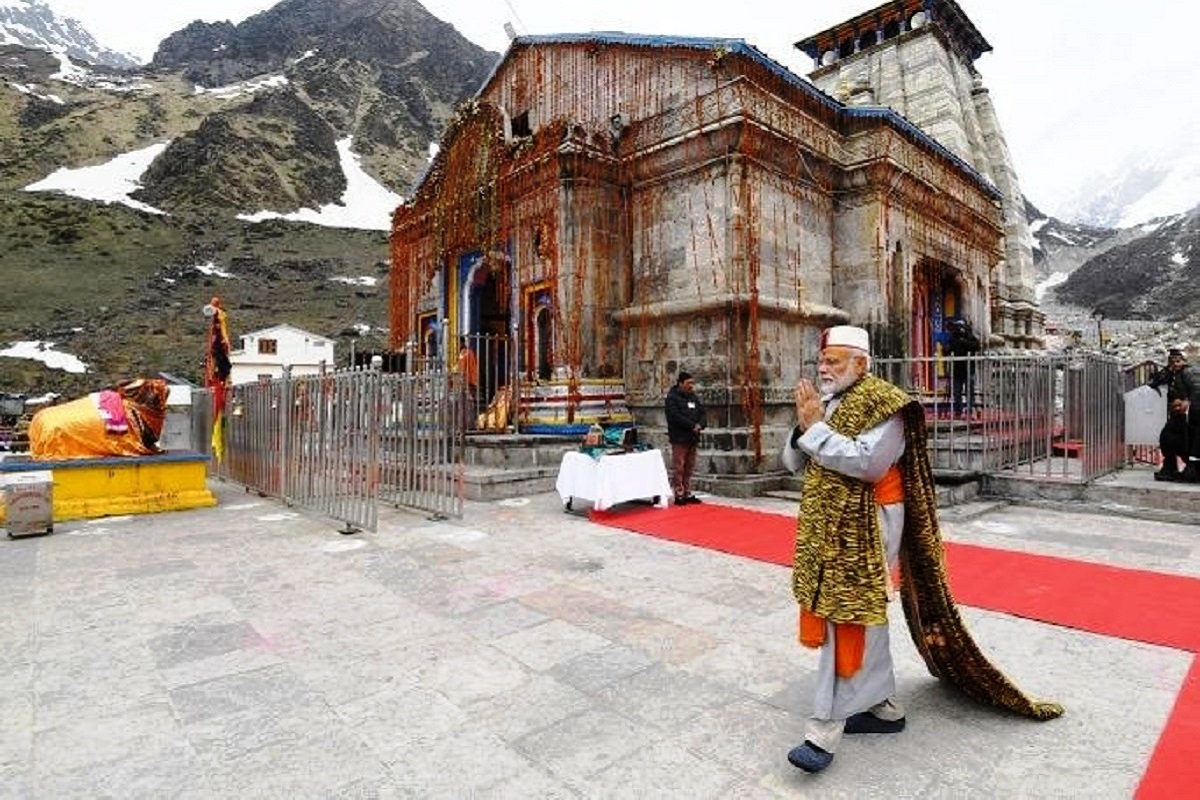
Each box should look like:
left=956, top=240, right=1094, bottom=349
left=389, top=0, right=1041, bottom=488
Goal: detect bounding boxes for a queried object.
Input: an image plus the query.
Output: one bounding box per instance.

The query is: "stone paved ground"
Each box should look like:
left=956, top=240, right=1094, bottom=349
left=2, top=480, right=1197, bottom=798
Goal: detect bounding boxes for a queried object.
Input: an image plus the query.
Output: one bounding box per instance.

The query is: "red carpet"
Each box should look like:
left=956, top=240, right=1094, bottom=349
left=589, top=502, right=1200, bottom=650
left=588, top=501, right=1200, bottom=793
left=1137, top=655, right=1200, bottom=799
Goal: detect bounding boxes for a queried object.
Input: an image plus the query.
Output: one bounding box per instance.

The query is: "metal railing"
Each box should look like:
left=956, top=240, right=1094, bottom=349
left=193, top=365, right=464, bottom=531
left=872, top=352, right=1127, bottom=483
left=460, top=332, right=512, bottom=431
left=377, top=370, right=465, bottom=520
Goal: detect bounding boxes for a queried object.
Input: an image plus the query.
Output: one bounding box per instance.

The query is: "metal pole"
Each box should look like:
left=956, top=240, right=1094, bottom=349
left=510, top=254, right=520, bottom=434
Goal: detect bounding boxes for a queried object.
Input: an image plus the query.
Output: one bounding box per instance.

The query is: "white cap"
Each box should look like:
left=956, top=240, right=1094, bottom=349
left=820, top=325, right=870, bottom=354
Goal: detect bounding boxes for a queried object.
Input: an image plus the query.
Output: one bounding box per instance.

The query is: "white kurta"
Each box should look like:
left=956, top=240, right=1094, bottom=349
left=781, top=394, right=906, bottom=753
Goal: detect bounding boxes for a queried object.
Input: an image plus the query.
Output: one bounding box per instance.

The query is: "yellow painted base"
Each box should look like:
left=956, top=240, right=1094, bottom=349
left=0, top=454, right=216, bottom=524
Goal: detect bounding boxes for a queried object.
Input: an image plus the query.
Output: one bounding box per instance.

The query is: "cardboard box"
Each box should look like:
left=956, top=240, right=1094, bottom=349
left=3, top=471, right=53, bottom=538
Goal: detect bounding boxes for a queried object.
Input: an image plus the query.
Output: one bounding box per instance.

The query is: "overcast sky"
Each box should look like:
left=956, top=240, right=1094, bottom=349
left=42, top=0, right=1199, bottom=218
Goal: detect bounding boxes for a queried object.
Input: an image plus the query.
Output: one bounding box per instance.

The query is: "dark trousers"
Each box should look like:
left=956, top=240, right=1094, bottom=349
left=951, top=364, right=974, bottom=415
left=1159, top=415, right=1189, bottom=473
left=671, top=441, right=698, bottom=497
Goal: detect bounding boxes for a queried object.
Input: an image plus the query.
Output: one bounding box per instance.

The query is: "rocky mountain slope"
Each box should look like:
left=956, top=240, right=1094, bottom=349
left=0, top=0, right=497, bottom=398
left=1054, top=209, right=1199, bottom=321
left=1031, top=201, right=1200, bottom=361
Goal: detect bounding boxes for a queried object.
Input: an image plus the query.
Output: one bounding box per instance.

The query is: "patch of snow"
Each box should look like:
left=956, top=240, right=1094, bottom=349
left=1047, top=230, right=1076, bottom=246
left=49, top=50, right=88, bottom=84
left=194, top=262, right=235, bottom=278
left=0, top=341, right=88, bottom=373
left=293, top=49, right=317, bottom=64
left=1029, top=218, right=1049, bottom=234
left=237, top=138, right=404, bottom=232
left=1035, top=271, right=1069, bottom=301
left=193, top=74, right=287, bottom=98
left=24, top=392, right=60, bottom=406
left=428, top=142, right=439, bottom=162
left=23, top=141, right=169, bottom=215
left=330, top=276, right=378, bottom=287
left=1139, top=214, right=1187, bottom=233
left=10, top=82, right=63, bottom=103
left=1171, top=251, right=1189, bottom=267
left=398, top=50, right=429, bottom=68
left=352, top=323, right=371, bottom=335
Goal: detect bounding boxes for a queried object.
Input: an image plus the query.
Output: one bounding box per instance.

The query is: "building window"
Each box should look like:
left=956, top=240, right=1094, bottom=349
left=511, top=111, right=531, bottom=138
left=258, top=338, right=278, bottom=355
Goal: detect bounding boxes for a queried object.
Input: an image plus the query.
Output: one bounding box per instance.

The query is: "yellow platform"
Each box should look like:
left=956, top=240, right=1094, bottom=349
left=0, top=452, right=216, bottom=524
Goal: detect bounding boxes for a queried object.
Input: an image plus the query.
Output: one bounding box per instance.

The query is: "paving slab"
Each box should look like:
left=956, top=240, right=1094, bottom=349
left=0, top=478, right=1196, bottom=798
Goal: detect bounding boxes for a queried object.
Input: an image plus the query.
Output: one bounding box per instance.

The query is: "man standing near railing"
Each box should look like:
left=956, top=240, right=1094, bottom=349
left=1148, top=348, right=1195, bottom=482
left=947, top=317, right=980, bottom=417
left=780, top=324, right=1061, bottom=775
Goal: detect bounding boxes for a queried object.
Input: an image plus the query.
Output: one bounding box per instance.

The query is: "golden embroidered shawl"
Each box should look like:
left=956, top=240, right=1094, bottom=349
left=793, top=374, right=1065, bottom=721
left=793, top=375, right=907, bottom=626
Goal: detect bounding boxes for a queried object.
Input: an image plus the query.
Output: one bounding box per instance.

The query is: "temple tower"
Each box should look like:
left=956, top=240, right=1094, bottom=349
left=796, top=0, right=1042, bottom=347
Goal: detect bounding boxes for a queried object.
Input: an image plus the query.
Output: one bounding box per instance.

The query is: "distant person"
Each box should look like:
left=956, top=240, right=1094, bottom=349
left=458, top=336, right=479, bottom=427
left=780, top=325, right=1061, bottom=775
left=947, top=317, right=980, bottom=417
left=664, top=371, right=706, bottom=504
left=1147, top=348, right=1195, bottom=481
left=1189, top=362, right=1200, bottom=484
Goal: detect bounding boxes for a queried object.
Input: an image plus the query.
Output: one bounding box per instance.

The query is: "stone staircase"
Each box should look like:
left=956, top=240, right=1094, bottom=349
left=462, top=434, right=580, bottom=501
left=460, top=433, right=1200, bottom=523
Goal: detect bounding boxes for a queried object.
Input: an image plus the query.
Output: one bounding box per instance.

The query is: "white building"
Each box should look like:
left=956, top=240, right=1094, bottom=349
left=229, top=324, right=335, bottom=385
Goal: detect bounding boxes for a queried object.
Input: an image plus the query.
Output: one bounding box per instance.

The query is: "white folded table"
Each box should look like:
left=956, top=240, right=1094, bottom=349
left=555, top=449, right=674, bottom=511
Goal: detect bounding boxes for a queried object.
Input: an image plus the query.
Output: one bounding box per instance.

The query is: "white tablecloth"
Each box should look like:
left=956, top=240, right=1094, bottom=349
left=555, top=449, right=673, bottom=510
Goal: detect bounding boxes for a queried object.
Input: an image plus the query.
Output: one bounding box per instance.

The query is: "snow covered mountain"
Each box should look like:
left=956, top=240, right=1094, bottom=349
left=1046, top=124, right=1200, bottom=229
left=0, top=0, right=138, bottom=69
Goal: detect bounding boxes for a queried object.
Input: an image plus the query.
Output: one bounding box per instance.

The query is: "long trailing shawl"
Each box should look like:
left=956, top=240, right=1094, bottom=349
left=896, top=401, right=1064, bottom=720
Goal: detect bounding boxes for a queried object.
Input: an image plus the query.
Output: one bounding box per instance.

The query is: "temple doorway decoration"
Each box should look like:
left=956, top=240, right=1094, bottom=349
left=523, top=281, right=554, bottom=380
left=913, top=257, right=969, bottom=396
left=416, top=312, right=439, bottom=360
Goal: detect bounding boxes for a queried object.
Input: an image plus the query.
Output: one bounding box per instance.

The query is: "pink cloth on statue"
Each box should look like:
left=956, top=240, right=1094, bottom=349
left=95, top=390, right=130, bottom=434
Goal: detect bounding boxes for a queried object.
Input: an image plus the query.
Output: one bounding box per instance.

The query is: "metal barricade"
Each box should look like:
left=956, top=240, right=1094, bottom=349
left=282, top=370, right=380, bottom=533
left=872, top=352, right=1127, bottom=483
left=221, top=379, right=287, bottom=497
left=192, top=365, right=465, bottom=530
left=376, top=369, right=465, bottom=520
left=190, top=388, right=215, bottom=469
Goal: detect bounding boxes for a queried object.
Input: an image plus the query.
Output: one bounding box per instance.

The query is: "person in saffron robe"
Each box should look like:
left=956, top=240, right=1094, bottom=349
left=458, top=336, right=479, bottom=429
left=781, top=325, right=1062, bottom=774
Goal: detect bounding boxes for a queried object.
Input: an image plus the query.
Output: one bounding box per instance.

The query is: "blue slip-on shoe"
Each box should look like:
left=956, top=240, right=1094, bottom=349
left=843, top=712, right=906, bottom=734
left=787, top=741, right=834, bottom=773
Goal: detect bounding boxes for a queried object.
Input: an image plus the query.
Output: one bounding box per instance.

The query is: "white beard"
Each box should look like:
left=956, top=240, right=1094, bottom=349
left=819, top=372, right=858, bottom=397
